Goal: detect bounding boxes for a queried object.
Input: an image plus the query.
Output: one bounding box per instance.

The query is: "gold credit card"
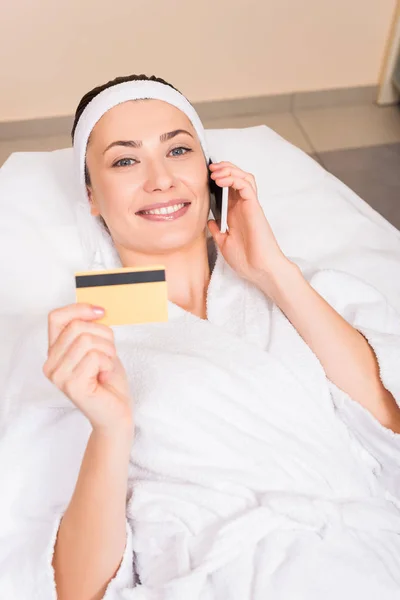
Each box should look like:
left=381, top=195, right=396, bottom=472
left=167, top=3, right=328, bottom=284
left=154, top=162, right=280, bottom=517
left=75, top=265, right=168, bottom=326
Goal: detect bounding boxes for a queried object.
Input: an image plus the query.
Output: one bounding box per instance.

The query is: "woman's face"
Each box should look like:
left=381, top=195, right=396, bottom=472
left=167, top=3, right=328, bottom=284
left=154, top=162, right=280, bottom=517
left=85, top=99, right=210, bottom=257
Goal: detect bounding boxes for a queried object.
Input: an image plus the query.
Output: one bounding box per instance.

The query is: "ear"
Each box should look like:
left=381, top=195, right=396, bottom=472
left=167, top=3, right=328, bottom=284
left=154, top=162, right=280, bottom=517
left=86, top=185, right=100, bottom=217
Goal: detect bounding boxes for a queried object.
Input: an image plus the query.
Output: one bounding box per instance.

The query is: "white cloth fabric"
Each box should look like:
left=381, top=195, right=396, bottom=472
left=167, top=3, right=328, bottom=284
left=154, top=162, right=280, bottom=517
left=1, top=233, right=400, bottom=599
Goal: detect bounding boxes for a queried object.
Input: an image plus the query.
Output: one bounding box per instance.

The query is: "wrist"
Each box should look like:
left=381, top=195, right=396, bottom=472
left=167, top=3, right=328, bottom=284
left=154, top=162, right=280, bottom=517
left=92, top=418, right=135, bottom=442
left=256, top=259, right=303, bottom=304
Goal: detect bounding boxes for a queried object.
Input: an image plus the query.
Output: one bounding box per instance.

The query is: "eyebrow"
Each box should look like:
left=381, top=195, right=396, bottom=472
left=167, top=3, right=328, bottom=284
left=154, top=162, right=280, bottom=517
left=103, top=129, right=194, bottom=154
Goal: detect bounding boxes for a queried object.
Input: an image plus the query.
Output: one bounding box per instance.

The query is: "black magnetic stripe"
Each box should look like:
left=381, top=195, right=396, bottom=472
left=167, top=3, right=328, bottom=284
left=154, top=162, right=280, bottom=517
left=76, top=269, right=165, bottom=288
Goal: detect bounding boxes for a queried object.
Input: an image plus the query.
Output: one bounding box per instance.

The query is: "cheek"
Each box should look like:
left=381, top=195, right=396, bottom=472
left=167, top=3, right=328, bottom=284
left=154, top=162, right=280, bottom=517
left=197, top=176, right=211, bottom=208
left=94, top=172, right=140, bottom=214
left=183, top=163, right=209, bottom=200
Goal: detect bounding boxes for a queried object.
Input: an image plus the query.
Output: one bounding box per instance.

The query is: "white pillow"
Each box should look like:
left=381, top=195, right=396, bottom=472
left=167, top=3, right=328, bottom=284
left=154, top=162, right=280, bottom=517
left=0, top=124, right=399, bottom=319
left=1, top=124, right=400, bottom=392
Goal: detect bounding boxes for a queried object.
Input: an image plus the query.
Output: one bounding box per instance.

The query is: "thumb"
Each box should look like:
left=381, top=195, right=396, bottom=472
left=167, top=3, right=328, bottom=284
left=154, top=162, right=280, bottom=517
left=98, top=359, right=129, bottom=399
left=207, top=219, right=227, bottom=249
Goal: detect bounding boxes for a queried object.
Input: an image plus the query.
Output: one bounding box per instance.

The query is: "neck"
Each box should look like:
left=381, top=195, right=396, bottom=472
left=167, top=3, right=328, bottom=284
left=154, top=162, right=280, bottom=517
left=116, top=233, right=213, bottom=319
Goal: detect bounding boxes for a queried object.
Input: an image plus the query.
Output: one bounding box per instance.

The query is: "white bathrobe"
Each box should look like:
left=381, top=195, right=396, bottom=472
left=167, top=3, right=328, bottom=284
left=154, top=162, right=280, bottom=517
left=1, top=238, right=400, bottom=599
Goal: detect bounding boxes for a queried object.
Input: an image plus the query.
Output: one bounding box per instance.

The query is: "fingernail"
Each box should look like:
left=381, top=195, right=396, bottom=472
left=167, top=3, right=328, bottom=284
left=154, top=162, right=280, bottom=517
left=92, top=305, right=105, bottom=315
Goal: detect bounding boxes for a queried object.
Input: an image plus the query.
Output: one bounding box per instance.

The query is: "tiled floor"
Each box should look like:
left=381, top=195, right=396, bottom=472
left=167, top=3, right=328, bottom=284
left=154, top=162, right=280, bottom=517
left=202, top=103, right=400, bottom=154
left=1, top=103, right=400, bottom=230
left=316, top=143, right=400, bottom=231
left=203, top=112, right=314, bottom=153
left=294, top=104, right=400, bottom=152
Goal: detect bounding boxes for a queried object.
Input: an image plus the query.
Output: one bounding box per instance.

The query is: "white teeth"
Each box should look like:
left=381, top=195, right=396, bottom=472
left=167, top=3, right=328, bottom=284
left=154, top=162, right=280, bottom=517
left=143, top=203, right=185, bottom=216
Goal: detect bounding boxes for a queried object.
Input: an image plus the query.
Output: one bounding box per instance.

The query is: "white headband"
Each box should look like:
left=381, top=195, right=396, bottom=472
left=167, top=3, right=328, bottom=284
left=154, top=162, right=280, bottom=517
left=72, top=80, right=212, bottom=270
left=73, top=79, right=210, bottom=197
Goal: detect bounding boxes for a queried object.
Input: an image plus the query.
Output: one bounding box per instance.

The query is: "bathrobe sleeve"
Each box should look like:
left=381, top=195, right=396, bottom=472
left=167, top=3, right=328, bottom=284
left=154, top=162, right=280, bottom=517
left=0, top=404, right=136, bottom=599
left=299, top=262, right=400, bottom=500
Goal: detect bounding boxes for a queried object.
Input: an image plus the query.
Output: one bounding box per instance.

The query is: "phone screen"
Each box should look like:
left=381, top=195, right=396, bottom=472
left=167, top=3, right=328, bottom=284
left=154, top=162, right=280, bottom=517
left=208, top=160, right=223, bottom=224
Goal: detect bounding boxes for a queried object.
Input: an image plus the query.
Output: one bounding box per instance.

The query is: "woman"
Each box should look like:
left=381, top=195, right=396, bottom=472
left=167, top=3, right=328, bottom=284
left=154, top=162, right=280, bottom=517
left=3, top=74, right=400, bottom=600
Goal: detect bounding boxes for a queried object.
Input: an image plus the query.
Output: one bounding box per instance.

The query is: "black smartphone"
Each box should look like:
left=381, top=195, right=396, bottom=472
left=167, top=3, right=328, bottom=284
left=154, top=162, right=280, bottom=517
left=208, top=159, right=223, bottom=224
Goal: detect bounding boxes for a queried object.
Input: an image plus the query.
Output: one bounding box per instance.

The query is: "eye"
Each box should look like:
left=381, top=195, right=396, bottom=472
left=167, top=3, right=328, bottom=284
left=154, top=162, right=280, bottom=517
left=169, top=146, right=192, bottom=157
left=112, top=157, right=136, bottom=168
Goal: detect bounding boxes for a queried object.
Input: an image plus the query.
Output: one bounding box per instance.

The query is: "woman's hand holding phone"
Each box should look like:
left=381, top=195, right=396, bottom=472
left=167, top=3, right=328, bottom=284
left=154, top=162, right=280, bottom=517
left=207, top=160, right=289, bottom=293
left=43, top=303, right=134, bottom=436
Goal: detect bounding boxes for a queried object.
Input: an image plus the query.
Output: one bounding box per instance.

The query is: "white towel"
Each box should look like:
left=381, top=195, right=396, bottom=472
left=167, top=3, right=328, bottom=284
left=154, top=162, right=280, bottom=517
left=1, top=235, right=400, bottom=599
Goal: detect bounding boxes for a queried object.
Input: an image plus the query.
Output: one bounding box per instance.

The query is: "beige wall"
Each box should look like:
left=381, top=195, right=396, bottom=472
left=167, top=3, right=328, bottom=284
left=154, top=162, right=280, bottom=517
left=0, top=0, right=397, bottom=121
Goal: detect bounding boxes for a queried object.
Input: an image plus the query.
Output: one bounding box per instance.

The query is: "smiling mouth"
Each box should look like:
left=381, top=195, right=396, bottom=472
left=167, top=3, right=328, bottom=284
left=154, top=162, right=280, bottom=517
left=136, top=202, right=191, bottom=221
left=136, top=202, right=191, bottom=216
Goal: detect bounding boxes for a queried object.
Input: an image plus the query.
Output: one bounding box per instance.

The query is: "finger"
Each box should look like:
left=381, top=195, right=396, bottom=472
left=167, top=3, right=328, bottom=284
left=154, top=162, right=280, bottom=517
left=209, top=161, right=255, bottom=179
left=48, top=303, right=105, bottom=348
left=209, top=160, right=240, bottom=170
left=45, top=319, right=114, bottom=371
left=211, top=164, right=256, bottom=183
left=207, top=219, right=228, bottom=246
left=44, top=333, right=117, bottom=383
left=63, top=351, right=114, bottom=401
left=210, top=175, right=255, bottom=202
left=210, top=167, right=257, bottom=193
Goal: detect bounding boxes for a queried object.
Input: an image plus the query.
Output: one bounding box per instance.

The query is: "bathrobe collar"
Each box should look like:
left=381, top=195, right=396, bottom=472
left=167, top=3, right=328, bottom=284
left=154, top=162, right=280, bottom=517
left=167, top=236, right=273, bottom=351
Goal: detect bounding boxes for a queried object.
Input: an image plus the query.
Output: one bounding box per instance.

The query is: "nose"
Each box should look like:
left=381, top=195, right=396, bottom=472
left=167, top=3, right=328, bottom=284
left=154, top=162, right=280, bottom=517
left=143, top=159, right=174, bottom=194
